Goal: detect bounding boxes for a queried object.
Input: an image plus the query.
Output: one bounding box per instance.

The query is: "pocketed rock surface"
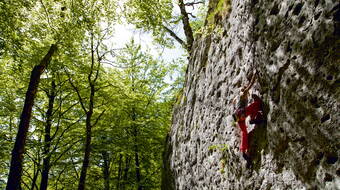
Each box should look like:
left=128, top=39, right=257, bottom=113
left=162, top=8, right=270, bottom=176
left=162, top=0, right=340, bottom=189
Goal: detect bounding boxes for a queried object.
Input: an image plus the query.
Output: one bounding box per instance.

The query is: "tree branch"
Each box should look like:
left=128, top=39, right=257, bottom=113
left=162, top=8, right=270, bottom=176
left=51, top=92, right=74, bottom=116
left=187, top=12, right=196, bottom=18
left=178, top=0, right=194, bottom=53
left=51, top=115, right=85, bottom=150
left=50, top=103, right=80, bottom=140
left=51, top=139, right=82, bottom=166
left=185, top=1, right=204, bottom=6
left=70, top=157, right=80, bottom=179
left=39, top=0, right=57, bottom=33
left=64, top=68, right=88, bottom=113
left=89, top=32, right=95, bottom=84
left=93, top=109, right=106, bottom=127
left=162, top=25, right=186, bottom=48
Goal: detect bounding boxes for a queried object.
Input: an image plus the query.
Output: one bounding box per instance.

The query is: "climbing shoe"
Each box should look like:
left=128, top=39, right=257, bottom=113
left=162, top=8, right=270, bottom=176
left=242, top=153, right=253, bottom=169
left=246, top=160, right=253, bottom=169
left=242, top=152, right=250, bottom=160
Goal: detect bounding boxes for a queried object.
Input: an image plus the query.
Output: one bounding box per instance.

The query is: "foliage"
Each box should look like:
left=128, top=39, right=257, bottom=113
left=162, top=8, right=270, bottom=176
left=124, top=0, right=175, bottom=47
left=208, top=144, right=229, bottom=175
left=208, top=144, right=228, bottom=152
left=206, top=0, right=232, bottom=25
left=191, top=3, right=209, bottom=37
left=124, top=0, right=207, bottom=51
left=0, top=0, right=199, bottom=189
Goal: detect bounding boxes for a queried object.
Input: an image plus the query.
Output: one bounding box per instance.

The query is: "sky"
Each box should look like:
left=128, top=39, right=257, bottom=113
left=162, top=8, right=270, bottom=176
left=112, top=23, right=186, bottom=63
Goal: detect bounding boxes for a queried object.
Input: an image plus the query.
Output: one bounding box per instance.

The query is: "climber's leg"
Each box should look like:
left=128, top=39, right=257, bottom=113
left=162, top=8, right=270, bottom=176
left=237, top=119, right=253, bottom=168
left=238, top=120, right=248, bottom=153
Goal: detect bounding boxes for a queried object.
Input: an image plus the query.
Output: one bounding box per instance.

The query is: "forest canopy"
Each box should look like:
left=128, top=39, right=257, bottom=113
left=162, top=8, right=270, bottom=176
left=0, top=0, right=207, bottom=189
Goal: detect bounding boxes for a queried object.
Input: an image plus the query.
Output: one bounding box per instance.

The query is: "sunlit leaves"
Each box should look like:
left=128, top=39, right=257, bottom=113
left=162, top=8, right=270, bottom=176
left=0, top=0, right=186, bottom=189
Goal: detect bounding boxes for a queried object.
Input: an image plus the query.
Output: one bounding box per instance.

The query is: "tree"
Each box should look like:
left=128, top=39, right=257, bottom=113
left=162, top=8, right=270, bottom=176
left=0, top=60, right=25, bottom=189
left=124, top=0, right=206, bottom=54
left=1, top=0, right=87, bottom=188
left=7, top=44, right=57, bottom=190
left=110, top=40, right=174, bottom=189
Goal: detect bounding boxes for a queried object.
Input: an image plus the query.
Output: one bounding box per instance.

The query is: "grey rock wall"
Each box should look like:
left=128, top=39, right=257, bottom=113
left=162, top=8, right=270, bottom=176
left=164, top=0, right=340, bottom=189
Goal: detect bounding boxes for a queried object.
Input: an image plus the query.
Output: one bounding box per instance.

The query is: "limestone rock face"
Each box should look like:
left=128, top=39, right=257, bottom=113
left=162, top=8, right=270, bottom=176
left=163, top=0, right=340, bottom=189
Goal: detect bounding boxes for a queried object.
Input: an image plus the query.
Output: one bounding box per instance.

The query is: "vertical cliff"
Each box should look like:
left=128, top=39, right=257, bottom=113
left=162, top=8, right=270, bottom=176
left=163, top=0, right=340, bottom=189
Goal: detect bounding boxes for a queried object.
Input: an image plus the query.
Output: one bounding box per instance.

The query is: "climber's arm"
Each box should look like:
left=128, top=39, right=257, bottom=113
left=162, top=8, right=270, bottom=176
left=243, top=71, right=257, bottom=93
left=232, top=96, right=238, bottom=105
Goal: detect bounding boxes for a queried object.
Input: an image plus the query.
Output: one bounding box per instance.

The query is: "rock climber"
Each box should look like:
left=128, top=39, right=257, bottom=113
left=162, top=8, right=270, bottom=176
left=232, top=71, right=264, bottom=167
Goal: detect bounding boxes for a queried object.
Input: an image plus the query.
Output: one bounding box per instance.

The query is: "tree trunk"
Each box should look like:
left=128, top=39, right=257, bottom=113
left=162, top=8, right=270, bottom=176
left=117, top=154, right=122, bottom=190
left=178, top=0, right=194, bottom=53
left=102, top=151, right=110, bottom=190
left=6, top=44, right=57, bottom=190
left=77, top=33, right=96, bottom=190
left=131, top=77, right=142, bottom=190
left=123, top=155, right=131, bottom=190
left=132, top=112, right=142, bottom=190
left=39, top=79, right=56, bottom=190
left=134, top=145, right=142, bottom=190
left=30, top=162, right=39, bottom=190
left=77, top=109, right=93, bottom=190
